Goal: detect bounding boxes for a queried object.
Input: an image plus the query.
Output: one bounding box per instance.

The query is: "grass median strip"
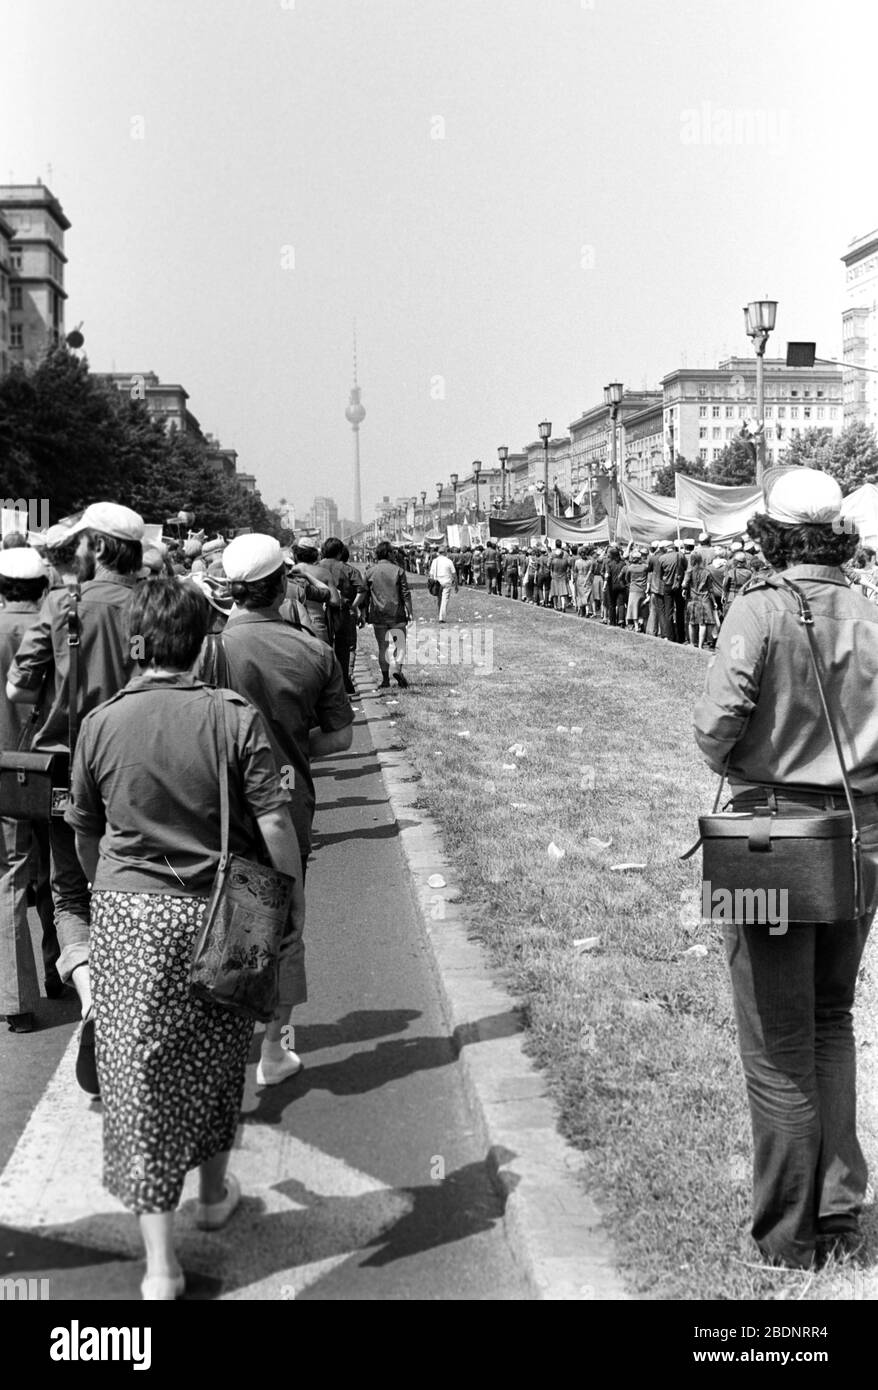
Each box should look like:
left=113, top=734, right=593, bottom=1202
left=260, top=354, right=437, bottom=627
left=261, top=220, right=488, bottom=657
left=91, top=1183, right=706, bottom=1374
left=362, top=582, right=878, bottom=1301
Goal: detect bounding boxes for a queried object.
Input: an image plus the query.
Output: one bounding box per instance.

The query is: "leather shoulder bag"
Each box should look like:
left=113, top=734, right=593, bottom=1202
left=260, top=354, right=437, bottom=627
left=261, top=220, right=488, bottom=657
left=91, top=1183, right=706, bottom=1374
left=683, top=577, right=865, bottom=926
left=0, top=592, right=79, bottom=820
left=190, top=692, right=296, bottom=1022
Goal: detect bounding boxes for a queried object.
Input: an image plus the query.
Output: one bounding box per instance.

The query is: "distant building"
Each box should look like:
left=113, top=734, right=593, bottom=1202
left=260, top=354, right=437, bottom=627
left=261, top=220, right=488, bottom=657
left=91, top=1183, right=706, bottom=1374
left=0, top=181, right=70, bottom=369
left=841, top=228, right=878, bottom=431
left=204, top=433, right=238, bottom=478
left=310, top=496, right=339, bottom=540
left=0, top=210, right=13, bottom=377
left=98, top=371, right=202, bottom=435
left=237, top=474, right=257, bottom=495
left=662, top=358, right=844, bottom=469
left=569, top=391, right=661, bottom=505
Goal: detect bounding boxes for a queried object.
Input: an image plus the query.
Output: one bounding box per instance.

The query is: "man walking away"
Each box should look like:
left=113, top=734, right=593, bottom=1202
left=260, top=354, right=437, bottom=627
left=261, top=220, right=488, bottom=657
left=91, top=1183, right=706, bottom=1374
left=428, top=546, right=458, bottom=623
left=361, top=540, right=414, bottom=685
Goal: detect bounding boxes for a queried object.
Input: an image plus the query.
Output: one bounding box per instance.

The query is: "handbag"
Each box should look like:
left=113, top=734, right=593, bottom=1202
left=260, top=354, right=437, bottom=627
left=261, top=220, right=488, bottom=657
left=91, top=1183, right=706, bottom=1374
left=683, top=577, right=865, bottom=926
left=190, top=693, right=295, bottom=1022
left=0, top=593, right=79, bottom=820
left=427, top=575, right=441, bottom=598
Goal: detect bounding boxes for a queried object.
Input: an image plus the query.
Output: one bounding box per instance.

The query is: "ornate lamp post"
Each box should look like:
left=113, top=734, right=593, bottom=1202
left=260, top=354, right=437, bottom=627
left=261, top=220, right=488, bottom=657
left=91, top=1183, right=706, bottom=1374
left=449, top=471, right=459, bottom=524
left=538, top=420, right=551, bottom=498
left=436, top=482, right=444, bottom=534
left=603, top=383, right=623, bottom=540
left=744, top=299, right=778, bottom=487
left=420, top=489, right=427, bottom=534
left=497, top=445, right=508, bottom=509
left=472, top=460, right=482, bottom=522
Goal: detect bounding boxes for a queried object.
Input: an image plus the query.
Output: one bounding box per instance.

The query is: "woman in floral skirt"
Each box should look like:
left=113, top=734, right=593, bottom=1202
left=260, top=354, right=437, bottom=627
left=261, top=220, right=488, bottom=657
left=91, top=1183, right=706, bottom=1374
left=67, top=579, right=305, bottom=1299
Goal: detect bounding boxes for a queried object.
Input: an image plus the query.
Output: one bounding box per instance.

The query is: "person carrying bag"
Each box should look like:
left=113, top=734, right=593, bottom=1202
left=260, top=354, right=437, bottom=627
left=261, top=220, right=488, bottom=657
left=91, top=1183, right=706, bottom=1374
left=691, top=468, right=878, bottom=1270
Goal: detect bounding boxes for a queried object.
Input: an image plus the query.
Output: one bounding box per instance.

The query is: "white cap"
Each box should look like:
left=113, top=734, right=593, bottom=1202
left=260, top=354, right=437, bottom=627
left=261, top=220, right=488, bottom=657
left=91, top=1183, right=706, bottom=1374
left=202, top=535, right=226, bottom=556
left=699, top=531, right=710, bottom=542
left=765, top=467, right=843, bottom=525
left=223, top=533, right=285, bottom=583
left=67, top=503, right=144, bottom=542
left=0, top=547, right=48, bottom=580
left=731, top=540, right=743, bottom=552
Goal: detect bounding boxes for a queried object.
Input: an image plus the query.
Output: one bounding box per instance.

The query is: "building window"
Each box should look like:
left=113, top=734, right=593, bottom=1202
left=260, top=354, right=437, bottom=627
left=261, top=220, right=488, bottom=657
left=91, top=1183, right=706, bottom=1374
left=712, top=406, right=720, bottom=417
left=697, top=386, right=707, bottom=398
left=699, top=427, right=707, bottom=439
left=711, top=427, right=720, bottom=439
left=766, top=407, right=773, bottom=418
left=831, top=408, right=838, bottom=419
left=790, top=407, right=799, bottom=419
left=712, top=448, right=721, bottom=460
left=817, top=407, right=825, bottom=420
left=817, top=389, right=824, bottom=398
left=725, top=428, right=735, bottom=440
left=699, top=405, right=707, bottom=418
left=725, top=406, right=734, bottom=418
left=804, top=389, right=811, bottom=398
left=791, top=389, right=798, bottom=397
left=10, top=285, right=21, bottom=310
left=698, top=448, right=707, bottom=462
left=10, top=324, right=22, bottom=348
left=10, top=247, right=22, bottom=270
left=803, top=407, right=811, bottom=420
left=778, top=407, right=786, bottom=418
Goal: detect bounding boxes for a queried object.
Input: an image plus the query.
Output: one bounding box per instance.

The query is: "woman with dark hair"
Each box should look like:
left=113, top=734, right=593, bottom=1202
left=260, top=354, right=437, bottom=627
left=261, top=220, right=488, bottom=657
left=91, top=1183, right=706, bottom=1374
left=682, top=550, right=720, bottom=649
left=66, top=578, right=304, bottom=1299
left=548, top=542, right=570, bottom=613
left=694, top=468, right=878, bottom=1270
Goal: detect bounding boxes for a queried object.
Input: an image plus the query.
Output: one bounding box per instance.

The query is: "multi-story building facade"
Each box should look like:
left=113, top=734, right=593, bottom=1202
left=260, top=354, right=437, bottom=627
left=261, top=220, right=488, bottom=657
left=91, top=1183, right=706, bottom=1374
left=98, top=371, right=202, bottom=435
left=454, top=463, right=504, bottom=520
left=0, top=211, right=12, bottom=377
left=662, top=358, right=845, bottom=470
left=569, top=391, right=661, bottom=506
left=312, top=496, right=340, bottom=540
left=0, top=182, right=70, bottom=369
left=619, top=397, right=664, bottom=491
left=841, top=228, right=878, bottom=430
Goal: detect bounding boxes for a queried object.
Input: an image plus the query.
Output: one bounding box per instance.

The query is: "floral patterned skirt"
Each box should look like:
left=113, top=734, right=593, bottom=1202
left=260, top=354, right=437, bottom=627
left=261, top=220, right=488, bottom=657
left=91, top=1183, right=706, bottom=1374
left=90, top=890, right=255, bottom=1214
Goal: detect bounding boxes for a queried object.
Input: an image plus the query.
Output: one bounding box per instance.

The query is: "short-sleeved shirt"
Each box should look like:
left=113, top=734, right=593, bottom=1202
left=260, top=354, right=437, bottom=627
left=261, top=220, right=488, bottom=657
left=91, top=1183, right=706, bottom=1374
left=220, top=610, right=354, bottom=852
left=7, top=568, right=138, bottom=752
left=65, top=677, right=290, bottom=896
left=0, top=601, right=43, bottom=752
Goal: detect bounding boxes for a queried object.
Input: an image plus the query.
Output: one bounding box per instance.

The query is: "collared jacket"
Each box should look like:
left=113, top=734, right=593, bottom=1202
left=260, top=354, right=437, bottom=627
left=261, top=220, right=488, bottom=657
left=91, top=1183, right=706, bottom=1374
left=694, top=564, right=878, bottom=793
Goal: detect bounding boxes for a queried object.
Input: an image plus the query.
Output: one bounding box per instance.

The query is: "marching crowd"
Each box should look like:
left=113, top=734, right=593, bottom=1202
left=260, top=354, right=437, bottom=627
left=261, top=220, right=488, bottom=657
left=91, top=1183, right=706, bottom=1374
left=0, top=502, right=417, bottom=1299
left=390, top=533, right=878, bottom=649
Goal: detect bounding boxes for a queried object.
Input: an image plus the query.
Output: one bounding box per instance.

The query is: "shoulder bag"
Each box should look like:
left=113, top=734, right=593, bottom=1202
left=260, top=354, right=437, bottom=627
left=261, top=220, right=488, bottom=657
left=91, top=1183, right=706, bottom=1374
left=682, top=577, right=865, bottom=925
left=0, top=592, right=79, bottom=820
left=190, top=693, right=296, bottom=1022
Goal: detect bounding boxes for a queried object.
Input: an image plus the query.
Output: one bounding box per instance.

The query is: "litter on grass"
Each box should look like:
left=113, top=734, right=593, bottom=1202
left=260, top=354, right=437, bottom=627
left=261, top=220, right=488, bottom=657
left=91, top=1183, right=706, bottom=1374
left=573, top=936, right=601, bottom=951
left=610, top=862, right=647, bottom=872
left=588, top=836, right=613, bottom=849
left=547, top=841, right=565, bottom=862
left=427, top=874, right=446, bottom=889
left=683, top=944, right=709, bottom=958
left=507, top=743, right=527, bottom=758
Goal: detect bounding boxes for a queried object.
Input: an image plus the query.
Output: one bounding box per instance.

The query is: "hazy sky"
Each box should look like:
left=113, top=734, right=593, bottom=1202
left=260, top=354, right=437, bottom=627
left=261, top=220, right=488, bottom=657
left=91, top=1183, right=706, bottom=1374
left=3, top=0, right=875, bottom=523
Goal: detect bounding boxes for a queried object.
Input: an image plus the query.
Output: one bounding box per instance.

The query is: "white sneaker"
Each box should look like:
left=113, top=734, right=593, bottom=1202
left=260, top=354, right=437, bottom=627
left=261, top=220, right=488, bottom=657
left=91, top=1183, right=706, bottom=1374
left=256, top=1050, right=303, bottom=1086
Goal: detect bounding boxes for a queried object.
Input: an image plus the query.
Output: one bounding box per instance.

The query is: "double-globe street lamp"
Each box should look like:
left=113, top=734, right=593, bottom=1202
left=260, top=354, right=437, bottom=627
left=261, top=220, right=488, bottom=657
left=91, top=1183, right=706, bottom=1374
left=744, top=299, right=778, bottom=488
left=449, top=472, right=459, bottom=524
left=472, top=460, right=482, bottom=523
left=420, top=489, right=427, bottom=534
left=436, top=481, right=444, bottom=533
left=603, top=382, right=623, bottom=541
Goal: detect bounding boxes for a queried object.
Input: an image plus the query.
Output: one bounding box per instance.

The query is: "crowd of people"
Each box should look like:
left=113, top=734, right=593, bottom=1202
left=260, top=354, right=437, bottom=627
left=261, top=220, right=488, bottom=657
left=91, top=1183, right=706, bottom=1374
left=0, top=503, right=412, bottom=1299
left=377, top=533, right=878, bottom=648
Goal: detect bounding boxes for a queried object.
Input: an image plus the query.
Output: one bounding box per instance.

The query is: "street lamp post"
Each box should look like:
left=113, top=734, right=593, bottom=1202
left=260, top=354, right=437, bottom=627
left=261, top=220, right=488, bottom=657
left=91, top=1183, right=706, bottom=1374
left=472, top=460, right=482, bottom=529
left=436, top=482, right=444, bottom=535
left=497, top=445, right=508, bottom=509
left=420, top=489, right=427, bottom=534
left=603, top=383, right=623, bottom=540
left=538, top=421, right=551, bottom=540
left=744, top=299, right=778, bottom=488
left=450, top=471, right=459, bottom=524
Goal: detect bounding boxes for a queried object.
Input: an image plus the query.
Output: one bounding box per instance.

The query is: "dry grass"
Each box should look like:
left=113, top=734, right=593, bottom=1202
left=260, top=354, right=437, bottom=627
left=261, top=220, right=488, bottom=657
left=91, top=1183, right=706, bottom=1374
left=361, top=580, right=878, bottom=1301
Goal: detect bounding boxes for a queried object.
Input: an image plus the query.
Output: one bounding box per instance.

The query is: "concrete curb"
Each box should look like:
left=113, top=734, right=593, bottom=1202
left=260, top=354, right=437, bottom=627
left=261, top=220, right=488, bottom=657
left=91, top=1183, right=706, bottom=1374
left=350, top=644, right=630, bottom=1301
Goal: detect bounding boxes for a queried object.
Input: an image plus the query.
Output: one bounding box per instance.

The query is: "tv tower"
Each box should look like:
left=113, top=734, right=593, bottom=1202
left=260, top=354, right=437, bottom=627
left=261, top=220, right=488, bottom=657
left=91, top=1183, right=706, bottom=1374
left=345, top=323, right=366, bottom=524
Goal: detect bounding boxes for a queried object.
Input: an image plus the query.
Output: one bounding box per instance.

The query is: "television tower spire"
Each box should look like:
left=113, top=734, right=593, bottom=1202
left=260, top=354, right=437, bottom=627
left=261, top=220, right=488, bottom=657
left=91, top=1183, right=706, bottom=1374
left=345, top=320, right=366, bottom=524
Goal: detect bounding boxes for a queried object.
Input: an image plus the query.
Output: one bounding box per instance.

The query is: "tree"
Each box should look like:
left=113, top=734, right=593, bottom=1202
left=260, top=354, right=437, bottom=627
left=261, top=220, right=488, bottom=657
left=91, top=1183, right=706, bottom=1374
left=709, top=435, right=757, bottom=487
left=777, top=426, right=835, bottom=472
left=821, top=422, right=878, bottom=494
left=652, top=453, right=709, bottom=498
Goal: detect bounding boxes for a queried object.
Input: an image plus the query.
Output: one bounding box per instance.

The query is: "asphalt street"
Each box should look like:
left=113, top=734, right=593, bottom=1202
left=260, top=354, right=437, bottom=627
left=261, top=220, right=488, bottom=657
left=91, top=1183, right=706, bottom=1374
left=0, top=700, right=528, bottom=1301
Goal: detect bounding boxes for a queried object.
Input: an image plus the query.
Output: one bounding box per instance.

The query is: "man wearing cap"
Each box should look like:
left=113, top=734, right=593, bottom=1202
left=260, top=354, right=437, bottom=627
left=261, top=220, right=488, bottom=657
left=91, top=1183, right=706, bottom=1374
left=219, top=534, right=354, bottom=1084
left=694, top=468, right=878, bottom=1269
left=6, top=502, right=144, bottom=1091
left=722, top=541, right=753, bottom=613
left=0, top=546, right=59, bottom=1031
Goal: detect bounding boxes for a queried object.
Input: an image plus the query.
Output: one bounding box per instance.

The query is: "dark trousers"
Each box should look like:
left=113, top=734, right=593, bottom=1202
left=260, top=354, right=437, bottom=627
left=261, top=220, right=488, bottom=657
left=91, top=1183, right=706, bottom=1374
left=505, top=573, right=519, bottom=599
left=333, top=612, right=354, bottom=684
left=654, top=592, right=674, bottom=639
left=673, top=589, right=686, bottom=642
left=723, top=789, right=878, bottom=1266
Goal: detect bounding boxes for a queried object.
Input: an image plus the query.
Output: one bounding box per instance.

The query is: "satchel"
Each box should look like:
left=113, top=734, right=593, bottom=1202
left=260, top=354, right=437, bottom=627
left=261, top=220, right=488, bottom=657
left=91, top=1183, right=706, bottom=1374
left=683, top=578, right=865, bottom=926
left=0, top=593, right=79, bottom=821
left=427, top=576, right=441, bottom=598
left=190, top=693, right=295, bottom=1022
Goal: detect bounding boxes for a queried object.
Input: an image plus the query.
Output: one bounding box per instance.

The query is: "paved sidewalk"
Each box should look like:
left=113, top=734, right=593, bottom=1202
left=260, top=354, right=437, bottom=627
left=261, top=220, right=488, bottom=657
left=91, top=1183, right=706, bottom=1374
left=0, top=706, right=528, bottom=1301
